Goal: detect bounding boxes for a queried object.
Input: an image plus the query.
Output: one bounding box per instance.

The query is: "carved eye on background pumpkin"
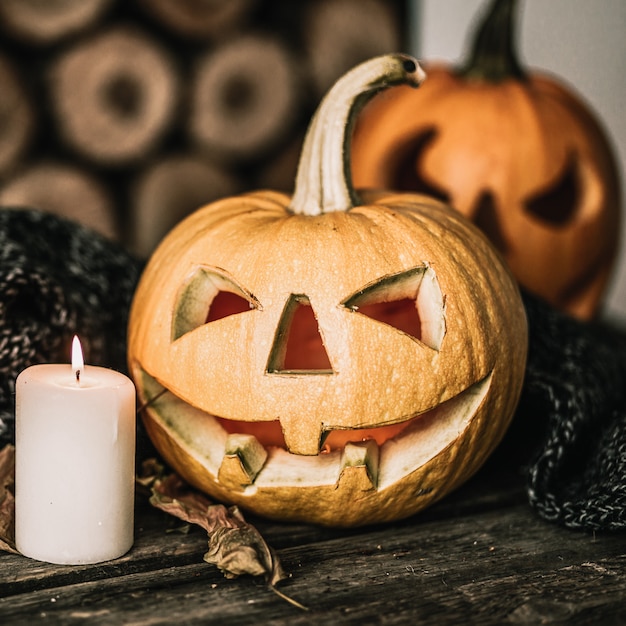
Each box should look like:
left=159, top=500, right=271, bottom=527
left=351, top=0, right=620, bottom=320
left=523, top=155, right=580, bottom=226
left=128, top=54, right=528, bottom=527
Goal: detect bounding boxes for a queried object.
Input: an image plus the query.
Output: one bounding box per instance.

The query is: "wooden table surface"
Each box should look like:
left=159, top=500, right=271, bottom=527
left=2, top=457, right=625, bottom=625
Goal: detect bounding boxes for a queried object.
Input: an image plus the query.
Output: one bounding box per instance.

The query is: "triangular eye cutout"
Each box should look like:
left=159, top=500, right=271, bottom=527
left=342, top=266, right=446, bottom=350
left=267, top=295, right=334, bottom=375
left=173, top=267, right=259, bottom=341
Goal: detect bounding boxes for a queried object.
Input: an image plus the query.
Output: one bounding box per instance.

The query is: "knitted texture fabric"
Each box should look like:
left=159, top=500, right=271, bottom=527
left=0, top=208, right=143, bottom=445
left=0, top=207, right=624, bottom=532
left=517, top=292, right=626, bottom=531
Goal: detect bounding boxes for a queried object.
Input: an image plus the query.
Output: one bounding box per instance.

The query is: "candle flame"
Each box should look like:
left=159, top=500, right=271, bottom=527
left=72, top=335, right=84, bottom=381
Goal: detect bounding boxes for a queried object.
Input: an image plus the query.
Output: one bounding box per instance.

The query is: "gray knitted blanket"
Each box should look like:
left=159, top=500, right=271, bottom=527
left=0, top=208, right=142, bottom=442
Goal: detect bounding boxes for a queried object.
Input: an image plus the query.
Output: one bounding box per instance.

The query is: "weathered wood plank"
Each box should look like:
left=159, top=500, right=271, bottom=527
left=0, top=505, right=203, bottom=597
left=0, top=462, right=526, bottom=596
left=1, top=498, right=624, bottom=625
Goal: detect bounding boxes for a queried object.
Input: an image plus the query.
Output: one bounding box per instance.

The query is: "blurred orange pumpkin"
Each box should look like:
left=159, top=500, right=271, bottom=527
left=351, top=0, right=621, bottom=320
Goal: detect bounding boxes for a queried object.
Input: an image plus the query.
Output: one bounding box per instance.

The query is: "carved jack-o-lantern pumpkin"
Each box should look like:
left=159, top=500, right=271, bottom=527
left=351, top=0, right=621, bottom=320
left=128, top=55, right=528, bottom=527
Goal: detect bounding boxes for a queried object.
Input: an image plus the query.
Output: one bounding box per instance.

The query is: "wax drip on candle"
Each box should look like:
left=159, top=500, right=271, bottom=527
left=72, top=335, right=84, bottom=384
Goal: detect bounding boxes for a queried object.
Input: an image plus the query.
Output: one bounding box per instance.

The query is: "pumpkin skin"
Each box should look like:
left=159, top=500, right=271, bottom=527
left=351, top=0, right=621, bottom=321
left=128, top=55, right=528, bottom=527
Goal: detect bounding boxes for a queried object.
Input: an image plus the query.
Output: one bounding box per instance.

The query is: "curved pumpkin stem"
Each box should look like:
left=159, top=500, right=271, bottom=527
left=459, top=0, right=526, bottom=82
left=290, top=54, right=425, bottom=216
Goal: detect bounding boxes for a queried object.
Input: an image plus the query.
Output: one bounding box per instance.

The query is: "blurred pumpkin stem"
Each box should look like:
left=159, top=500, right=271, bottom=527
left=290, top=54, right=426, bottom=216
left=459, top=0, right=526, bottom=82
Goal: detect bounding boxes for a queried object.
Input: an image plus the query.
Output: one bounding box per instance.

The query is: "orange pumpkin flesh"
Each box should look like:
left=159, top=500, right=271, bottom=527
left=351, top=0, right=621, bottom=320
left=128, top=55, right=528, bottom=526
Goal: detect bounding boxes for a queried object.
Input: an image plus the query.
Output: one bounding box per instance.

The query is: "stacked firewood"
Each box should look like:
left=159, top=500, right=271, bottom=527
left=0, top=0, right=406, bottom=257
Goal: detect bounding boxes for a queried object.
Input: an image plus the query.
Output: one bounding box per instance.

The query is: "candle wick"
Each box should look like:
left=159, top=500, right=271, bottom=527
left=76, top=369, right=81, bottom=383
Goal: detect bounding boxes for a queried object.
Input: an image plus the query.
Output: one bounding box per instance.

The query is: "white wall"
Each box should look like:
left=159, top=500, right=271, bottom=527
left=411, top=0, right=626, bottom=322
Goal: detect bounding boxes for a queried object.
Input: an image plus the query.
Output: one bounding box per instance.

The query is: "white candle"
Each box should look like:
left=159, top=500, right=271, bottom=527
left=15, top=336, right=136, bottom=565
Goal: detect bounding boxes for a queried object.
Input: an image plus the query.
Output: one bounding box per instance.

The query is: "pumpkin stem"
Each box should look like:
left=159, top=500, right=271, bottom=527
left=458, top=0, right=526, bottom=82
left=290, top=54, right=425, bottom=216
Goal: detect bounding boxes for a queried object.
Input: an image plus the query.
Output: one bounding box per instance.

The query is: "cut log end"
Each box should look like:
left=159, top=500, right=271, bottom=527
left=131, top=154, right=241, bottom=257
left=0, top=163, right=118, bottom=240
left=51, top=28, right=179, bottom=164
left=0, top=57, right=34, bottom=176
left=305, top=0, right=402, bottom=97
left=137, top=0, right=258, bottom=39
left=0, top=0, right=112, bottom=44
left=190, top=35, right=300, bottom=161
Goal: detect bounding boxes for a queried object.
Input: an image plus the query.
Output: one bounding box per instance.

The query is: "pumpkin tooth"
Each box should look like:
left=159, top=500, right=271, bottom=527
left=281, top=417, right=325, bottom=456
left=217, top=433, right=268, bottom=491
left=336, top=440, right=379, bottom=491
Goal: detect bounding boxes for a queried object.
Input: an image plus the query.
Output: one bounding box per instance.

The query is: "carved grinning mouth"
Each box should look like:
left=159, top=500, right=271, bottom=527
left=138, top=368, right=492, bottom=493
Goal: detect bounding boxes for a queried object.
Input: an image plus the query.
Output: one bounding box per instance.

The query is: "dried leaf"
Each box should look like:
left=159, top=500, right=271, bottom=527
left=140, top=460, right=288, bottom=589
left=136, top=458, right=165, bottom=493
left=0, top=444, right=18, bottom=554
left=204, top=510, right=284, bottom=585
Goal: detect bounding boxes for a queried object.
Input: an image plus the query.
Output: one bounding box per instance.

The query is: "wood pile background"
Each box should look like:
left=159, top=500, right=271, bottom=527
left=0, top=0, right=408, bottom=257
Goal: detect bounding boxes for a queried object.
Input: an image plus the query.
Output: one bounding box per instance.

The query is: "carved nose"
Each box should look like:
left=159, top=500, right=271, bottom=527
left=266, top=294, right=334, bottom=374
